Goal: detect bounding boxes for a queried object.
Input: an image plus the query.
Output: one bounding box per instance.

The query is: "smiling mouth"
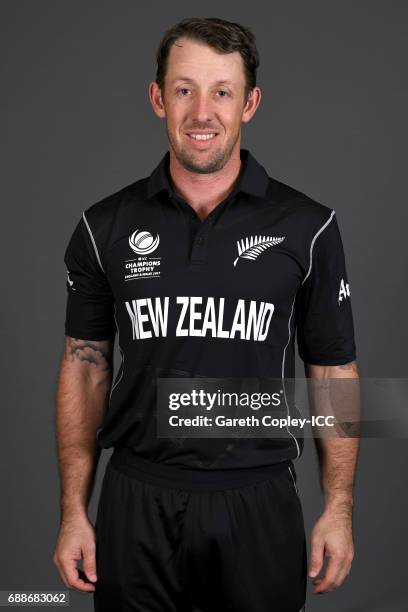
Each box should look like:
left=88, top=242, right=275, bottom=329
left=186, top=132, right=219, bottom=142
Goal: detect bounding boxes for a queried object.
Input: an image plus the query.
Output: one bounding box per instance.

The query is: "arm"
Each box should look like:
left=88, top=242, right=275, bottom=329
left=53, top=337, right=113, bottom=593
left=305, top=360, right=360, bottom=595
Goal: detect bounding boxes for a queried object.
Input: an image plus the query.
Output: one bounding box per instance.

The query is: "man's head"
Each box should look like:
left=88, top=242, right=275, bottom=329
left=149, top=17, right=261, bottom=174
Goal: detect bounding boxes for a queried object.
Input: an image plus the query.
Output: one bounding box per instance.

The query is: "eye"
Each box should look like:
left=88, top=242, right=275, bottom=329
left=177, top=88, right=191, bottom=96
left=216, top=90, right=229, bottom=98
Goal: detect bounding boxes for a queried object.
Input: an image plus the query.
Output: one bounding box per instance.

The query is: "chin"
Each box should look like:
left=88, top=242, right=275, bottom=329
left=176, top=147, right=230, bottom=174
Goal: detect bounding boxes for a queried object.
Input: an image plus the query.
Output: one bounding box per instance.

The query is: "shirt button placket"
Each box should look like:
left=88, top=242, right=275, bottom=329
left=191, top=229, right=209, bottom=266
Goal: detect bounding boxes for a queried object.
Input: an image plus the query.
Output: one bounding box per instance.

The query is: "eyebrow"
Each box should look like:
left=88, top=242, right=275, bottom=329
left=171, top=77, right=234, bottom=86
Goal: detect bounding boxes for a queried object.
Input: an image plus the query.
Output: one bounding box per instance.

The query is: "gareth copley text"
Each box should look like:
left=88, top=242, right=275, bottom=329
left=168, top=415, right=337, bottom=429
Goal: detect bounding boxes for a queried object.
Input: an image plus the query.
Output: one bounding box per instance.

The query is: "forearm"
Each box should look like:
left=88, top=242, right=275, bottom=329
left=306, top=361, right=360, bottom=513
left=56, top=337, right=113, bottom=522
left=315, top=437, right=358, bottom=515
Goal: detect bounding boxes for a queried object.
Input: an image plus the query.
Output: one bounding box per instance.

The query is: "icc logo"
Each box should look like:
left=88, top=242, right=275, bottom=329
left=128, top=229, right=160, bottom=255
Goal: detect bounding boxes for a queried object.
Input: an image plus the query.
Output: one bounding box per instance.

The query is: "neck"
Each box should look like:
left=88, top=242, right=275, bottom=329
left=168, top=142, right=242, bottom=220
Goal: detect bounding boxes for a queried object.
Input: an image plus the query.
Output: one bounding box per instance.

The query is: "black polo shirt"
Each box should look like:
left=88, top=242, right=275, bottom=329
left=64, top=148, right=356, bottom=469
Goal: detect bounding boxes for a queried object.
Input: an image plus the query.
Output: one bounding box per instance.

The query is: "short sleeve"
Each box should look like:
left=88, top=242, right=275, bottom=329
left=63, top=214, right=116, bottom=340
left=295, top=211, right=356, bottom=365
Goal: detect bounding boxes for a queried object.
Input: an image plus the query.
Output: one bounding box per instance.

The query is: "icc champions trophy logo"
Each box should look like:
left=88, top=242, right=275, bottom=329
left=128, top=229, right=160, bottom=255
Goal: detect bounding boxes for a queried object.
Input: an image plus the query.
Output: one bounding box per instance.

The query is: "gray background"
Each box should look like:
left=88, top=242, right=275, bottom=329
left=1, top=1, right=408, bottom=610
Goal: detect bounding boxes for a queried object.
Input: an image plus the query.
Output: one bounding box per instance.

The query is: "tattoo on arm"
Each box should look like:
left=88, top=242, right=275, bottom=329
left=65, top=337, right=113, bottom=371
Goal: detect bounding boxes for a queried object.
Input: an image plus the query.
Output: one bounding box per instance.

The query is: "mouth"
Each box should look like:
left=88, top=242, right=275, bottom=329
left=185, top=131, right=219, bottom=147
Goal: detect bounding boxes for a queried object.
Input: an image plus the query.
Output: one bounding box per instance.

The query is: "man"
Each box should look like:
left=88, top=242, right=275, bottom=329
left=53, top=17, right=359, bottom=612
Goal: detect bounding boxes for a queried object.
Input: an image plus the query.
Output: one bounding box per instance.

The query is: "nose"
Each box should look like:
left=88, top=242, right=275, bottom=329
left=190, top=92, right=214, bottom=124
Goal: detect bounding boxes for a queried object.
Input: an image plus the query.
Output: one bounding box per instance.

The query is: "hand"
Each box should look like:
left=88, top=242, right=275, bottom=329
left=53, top=514, right=97, bottom=593
left=308, top=504, right=354, bottom=594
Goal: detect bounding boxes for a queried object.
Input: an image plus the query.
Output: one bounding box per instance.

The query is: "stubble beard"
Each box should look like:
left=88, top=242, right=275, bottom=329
left=167, top=127, right=240, bottom=174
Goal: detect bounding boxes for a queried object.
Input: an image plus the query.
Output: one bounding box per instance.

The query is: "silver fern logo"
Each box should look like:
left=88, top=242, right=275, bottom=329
left=233, top=235, right=285, bottom=267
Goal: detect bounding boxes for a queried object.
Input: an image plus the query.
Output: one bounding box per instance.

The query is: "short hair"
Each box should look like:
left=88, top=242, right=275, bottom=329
left=155, top=17, right=260, bottom=100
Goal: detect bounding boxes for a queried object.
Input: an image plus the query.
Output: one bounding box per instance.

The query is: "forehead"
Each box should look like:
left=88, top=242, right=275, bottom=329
left=165, top=37, right=245, bottom=84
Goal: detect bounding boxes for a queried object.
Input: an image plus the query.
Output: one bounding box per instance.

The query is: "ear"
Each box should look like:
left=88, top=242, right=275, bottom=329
left=149, top=81, right=166, bottom=119
left=241, top=87, right=262, bottom=124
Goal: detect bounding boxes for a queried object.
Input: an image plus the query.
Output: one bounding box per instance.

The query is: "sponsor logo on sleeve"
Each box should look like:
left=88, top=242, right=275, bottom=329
left=66, top=269, right=75, bottom=290
left=338, top=278, right=351, bottom=304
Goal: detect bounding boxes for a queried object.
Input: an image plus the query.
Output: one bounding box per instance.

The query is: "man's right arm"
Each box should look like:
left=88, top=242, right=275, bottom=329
left=53, top=336, right=113, bottom=593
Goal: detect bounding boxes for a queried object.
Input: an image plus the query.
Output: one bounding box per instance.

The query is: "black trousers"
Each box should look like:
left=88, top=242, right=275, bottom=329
left=93, top=449, right=307, bottom=612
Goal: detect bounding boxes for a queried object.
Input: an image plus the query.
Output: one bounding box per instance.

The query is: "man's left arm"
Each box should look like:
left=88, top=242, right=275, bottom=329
left=305, top=359, right=360, bottom=595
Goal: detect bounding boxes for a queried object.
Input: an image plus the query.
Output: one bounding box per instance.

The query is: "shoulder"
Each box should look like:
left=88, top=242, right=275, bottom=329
left=83, top=176, right=150, bottom=228
left=265, top=175, right=335, bottom=232
left=79, top=176, right=151, bottom=268
left=82, top=174, right=150, bottom=236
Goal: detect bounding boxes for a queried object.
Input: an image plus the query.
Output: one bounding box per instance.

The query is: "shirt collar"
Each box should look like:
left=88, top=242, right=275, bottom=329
left=146, top=148, right=270, bottom=200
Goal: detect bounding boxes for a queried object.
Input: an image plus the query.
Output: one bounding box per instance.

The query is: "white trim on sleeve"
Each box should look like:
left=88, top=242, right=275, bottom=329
left=302, top=209, right=335, bottom=285
left=82, top=211, right=105, bottom=273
